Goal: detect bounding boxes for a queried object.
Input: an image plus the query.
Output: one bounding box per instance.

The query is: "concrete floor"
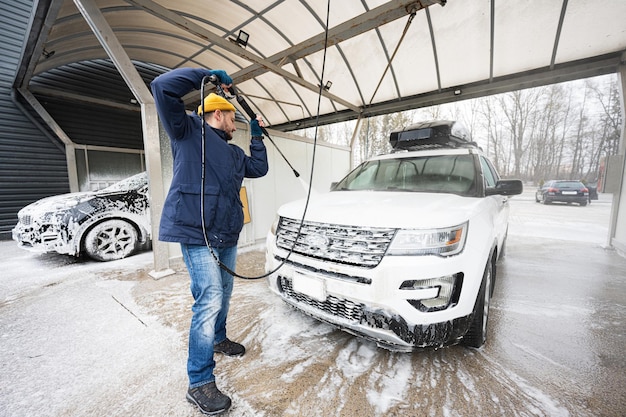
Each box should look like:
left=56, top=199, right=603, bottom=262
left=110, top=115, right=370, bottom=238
left=1, top=191, right=625, bottom=417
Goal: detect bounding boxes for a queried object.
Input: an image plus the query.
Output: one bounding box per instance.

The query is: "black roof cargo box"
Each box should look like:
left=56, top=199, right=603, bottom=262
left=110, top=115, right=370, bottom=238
left=389, top=120, right=477, bottom=150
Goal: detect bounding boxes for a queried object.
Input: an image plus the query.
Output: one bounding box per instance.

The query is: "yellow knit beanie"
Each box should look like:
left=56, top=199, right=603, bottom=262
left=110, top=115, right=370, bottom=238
left=197, top=93, right=236, bottom=114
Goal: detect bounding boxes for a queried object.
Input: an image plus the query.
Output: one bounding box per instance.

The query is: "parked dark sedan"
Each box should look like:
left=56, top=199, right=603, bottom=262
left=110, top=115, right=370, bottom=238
left=12, top=172, right=150, bottom=261
left=535, top=180, right=589, bottom=206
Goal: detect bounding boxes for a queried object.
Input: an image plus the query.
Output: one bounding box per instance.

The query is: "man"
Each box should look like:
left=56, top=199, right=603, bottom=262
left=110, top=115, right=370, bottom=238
left=151, top=67, right=268, bottom=415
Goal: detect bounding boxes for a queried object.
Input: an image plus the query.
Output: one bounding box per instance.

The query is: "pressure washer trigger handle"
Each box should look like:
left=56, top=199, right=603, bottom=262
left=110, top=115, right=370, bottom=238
left=206, top=74, right=230, bottom=98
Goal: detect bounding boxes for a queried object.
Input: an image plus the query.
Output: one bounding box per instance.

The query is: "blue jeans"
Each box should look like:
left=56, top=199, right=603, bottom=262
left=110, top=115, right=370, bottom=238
left=180, top=243, right=237, bottom=388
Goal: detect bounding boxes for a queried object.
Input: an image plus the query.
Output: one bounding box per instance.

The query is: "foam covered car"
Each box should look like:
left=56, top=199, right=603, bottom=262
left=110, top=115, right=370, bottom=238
left=12, top=172, right=150, bottom=261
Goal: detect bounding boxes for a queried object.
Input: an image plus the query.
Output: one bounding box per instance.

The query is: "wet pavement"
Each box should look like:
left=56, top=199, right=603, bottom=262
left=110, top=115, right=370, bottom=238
left=1, top=190, right=625, bottom=417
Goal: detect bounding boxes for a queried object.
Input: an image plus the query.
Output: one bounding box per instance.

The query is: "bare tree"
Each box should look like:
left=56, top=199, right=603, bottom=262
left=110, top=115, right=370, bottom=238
left=588, top=77, right=623, bottom=180
left=566, top=82, right=591, bottom=179
left=500, top=89, right=544, bottom=177
left=295, top=74, right=619, bottom=181
left=477, top=97, right=507, bottom=174
left=528, top=84, right=570, bottom=183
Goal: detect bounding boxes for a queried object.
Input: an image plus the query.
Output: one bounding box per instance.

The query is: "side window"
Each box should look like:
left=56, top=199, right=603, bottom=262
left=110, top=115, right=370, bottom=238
left=479, top=156, right=499, bottom=188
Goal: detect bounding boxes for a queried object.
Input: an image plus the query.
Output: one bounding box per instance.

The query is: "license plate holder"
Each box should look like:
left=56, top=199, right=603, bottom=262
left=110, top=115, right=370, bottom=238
left=292, top=272, right=326, bottom=302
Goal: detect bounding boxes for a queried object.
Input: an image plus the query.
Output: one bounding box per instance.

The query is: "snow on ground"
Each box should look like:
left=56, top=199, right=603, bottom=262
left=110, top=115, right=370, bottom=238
left=507, top=190, right=610, bottom=246
left=1, top=189, right=625, bottom=416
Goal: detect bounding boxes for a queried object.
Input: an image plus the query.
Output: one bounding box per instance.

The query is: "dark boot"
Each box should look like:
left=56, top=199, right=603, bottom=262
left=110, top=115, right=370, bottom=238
left=186, top=382, right=231, bottom=415
left=214, top=338, right=245, bottom=357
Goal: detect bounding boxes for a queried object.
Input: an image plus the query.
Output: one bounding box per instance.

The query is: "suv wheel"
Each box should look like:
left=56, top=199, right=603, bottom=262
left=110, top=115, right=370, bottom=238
left=462, top=253, right=494, bottom=348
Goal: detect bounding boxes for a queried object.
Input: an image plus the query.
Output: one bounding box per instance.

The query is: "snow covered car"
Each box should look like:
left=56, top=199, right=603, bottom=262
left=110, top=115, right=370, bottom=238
left=12, top=172, right=150, bottom=261
left=265, top=121, right=523, bottom=352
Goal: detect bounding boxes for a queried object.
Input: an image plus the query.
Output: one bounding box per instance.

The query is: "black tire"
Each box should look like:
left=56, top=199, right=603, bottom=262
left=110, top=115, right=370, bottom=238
left=83, top=219, right=138, bottom=261
left=580, top=201, right=587, bottom=206
left=462, top=253, right=494, bottom=348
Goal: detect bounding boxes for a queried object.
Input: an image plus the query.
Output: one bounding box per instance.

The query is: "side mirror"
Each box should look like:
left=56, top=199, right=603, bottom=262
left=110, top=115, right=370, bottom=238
left=486, top=179, right=523, bottom=196
left=330, top=181, right=338, bottom=191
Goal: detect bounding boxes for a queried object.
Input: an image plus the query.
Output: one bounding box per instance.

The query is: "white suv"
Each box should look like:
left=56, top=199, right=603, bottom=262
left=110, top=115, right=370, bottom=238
left=265, top=121, right=523, bottom=351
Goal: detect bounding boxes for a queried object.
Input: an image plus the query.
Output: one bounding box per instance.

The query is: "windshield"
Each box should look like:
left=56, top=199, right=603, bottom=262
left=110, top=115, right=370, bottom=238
left=334, top=154, right=477, bottom=196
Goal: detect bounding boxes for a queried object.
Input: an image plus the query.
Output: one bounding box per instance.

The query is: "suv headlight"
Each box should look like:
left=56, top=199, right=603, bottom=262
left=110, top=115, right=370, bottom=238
left=387, top=222, right=467, bottom=257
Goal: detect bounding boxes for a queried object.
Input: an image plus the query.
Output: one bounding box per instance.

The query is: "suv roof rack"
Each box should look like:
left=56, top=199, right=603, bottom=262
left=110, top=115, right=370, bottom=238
left=389, top=120, right=480, bottom=151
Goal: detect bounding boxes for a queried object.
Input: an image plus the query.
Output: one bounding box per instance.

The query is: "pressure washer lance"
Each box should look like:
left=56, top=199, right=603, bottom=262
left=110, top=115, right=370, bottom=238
left=207, top=75, right=300, bottom=178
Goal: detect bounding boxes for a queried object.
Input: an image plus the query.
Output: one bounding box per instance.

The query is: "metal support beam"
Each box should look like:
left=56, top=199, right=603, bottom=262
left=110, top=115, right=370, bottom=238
left=74, top=0, right=174, bottom=278
left=17, top=88, right=79, bottom=192
left=13, top=0, right=63, bottom=89
left=29, top=86, right=142, bottom=112
left=550, top=0, right=569, bottom=69
left=274, top=51, right=626, bottom=131
left=607, top=51, right=626, bottom=253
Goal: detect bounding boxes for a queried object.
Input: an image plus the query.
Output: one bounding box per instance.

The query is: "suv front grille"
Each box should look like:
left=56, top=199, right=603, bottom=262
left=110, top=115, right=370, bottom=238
left=276, top=217, right=396, bottom=268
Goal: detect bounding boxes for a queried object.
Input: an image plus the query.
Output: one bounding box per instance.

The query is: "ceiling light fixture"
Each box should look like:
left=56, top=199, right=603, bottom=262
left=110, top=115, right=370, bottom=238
left=229, top=30, right=249, bottom=48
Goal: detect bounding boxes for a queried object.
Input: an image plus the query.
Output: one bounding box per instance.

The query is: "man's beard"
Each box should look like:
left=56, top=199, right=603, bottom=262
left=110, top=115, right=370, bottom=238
left=224, top=131, right=233, bottom=141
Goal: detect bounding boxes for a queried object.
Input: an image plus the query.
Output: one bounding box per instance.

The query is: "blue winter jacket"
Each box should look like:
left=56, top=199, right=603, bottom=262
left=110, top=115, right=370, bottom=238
left=151, top=68, right=268, bottom=247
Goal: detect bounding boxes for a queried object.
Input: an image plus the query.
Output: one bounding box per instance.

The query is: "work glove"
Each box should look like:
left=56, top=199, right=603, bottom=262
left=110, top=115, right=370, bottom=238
left=209, top=69, right=233, bottom=86
left=250, top=119, right=264, bottom=138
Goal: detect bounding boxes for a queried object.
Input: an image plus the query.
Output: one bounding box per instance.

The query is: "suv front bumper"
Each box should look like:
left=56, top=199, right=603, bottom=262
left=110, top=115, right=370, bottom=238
left=275, top=271, right=472, bottom=351
left=265, top=236, right=489, bottom=351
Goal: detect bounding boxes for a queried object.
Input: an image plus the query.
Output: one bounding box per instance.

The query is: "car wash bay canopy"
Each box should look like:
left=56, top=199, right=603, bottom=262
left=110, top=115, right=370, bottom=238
left=24, top=0, right=626, bottom=132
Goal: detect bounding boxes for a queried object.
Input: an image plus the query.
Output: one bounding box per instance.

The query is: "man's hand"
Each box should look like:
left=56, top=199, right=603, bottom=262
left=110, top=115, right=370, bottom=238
left=250, top=117, right=264, bottom=138
left=209, top=70, right=233, bottom=92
